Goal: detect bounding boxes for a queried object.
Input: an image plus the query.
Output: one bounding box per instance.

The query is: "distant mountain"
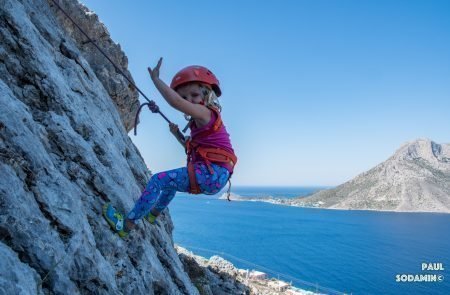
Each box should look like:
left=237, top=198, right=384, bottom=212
left=292, top=139, right=450, bottom=213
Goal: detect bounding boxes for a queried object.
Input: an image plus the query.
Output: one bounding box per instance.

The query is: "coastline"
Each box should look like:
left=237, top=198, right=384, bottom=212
left=175, top=245, right=327, bottom=295
left=219, top=193, right=450, bottom=214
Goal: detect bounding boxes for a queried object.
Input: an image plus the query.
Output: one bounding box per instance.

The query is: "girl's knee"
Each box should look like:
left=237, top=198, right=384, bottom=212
left=147, top=172, right=167, bottom=189
left=145, top=174, right=161, bottom=193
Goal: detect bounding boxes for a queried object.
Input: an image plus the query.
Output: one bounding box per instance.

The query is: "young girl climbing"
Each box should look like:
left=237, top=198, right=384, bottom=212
left=103, top=58, right=237, bottom=237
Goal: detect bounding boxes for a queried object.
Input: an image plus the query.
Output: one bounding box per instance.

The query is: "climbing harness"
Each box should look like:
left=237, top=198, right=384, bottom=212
left=49, top=0, right=182, bottom=137
left=185, top=107, right=237, bottom=200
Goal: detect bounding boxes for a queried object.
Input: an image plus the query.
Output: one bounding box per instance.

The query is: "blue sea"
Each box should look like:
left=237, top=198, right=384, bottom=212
left=169, top=186, right=450, bottom=295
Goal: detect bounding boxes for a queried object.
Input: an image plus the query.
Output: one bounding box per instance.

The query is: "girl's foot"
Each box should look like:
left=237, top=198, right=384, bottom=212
left=103, top=203, right=128, bottom=238
left=145, top=212, right=157, bottom=224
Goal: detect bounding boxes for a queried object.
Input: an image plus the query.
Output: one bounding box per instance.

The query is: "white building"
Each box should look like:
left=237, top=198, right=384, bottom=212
left=268, top=280, right=290, bottom=291
left=249, top=270, right=267, bottom=280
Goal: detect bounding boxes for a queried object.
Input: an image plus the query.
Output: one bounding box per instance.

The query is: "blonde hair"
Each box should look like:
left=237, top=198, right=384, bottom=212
left=183, top=83, right=222, bottom=121
left=200, top=84, right=222, bottom=111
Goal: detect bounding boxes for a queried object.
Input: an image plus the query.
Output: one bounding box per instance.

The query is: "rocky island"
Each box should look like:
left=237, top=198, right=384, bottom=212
left=223, top=139, right=450, bottom=213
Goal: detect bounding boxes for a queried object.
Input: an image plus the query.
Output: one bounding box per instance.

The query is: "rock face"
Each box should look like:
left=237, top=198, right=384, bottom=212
left=49, top=0, right=140, bottom=132
left=0, top=0, right=196, bottom=293
left=176, top=246, right=250, bottom=295
left=296, top=139, right=450, bottom=213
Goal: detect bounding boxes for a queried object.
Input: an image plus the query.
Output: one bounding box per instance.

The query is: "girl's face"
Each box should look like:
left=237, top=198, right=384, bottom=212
left=176, top=83, right=205, bottom=104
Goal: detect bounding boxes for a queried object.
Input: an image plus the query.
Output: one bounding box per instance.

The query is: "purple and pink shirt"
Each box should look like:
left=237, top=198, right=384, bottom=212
left=189, top=110, right=235, bottom=173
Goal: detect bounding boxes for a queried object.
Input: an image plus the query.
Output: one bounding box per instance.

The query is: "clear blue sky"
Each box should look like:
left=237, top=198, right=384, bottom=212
left=81, top=0, right=450, bottom=186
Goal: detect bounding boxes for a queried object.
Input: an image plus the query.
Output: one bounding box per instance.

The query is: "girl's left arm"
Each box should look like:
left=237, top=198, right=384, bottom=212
left=169, top=122, right=186, bottom=148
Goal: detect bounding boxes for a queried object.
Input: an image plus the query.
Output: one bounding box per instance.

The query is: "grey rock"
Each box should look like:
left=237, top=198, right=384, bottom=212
left=176, top=246, right=250, bottom=295
left=0, top=0, right=198, bottom=294
left=0, top=242, right=43, bottom=295
left=48, top=0, right=140, bottom=132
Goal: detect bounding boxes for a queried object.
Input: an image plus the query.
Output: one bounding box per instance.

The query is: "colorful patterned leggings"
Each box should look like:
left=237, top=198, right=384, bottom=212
left=127, top=163, right=230, bottom=222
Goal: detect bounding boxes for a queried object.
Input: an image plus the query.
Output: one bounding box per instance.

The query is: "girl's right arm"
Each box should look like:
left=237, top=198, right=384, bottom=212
left=148, top=58, right=210, bottom=122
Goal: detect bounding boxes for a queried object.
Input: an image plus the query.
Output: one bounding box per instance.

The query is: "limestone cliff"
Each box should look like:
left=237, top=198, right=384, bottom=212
left=0, top=0, right=247, bottom=294
left=296, top=139, right=450, bottom=213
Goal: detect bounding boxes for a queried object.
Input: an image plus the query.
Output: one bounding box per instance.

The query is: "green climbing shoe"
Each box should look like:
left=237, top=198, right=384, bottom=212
left=145, top=212, right=157, bottom=224
left=102, top=203, right=128, bottom=238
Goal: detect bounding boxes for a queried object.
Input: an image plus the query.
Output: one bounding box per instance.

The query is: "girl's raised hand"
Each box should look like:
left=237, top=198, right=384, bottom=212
left=148, top=57, right=163, bottom=81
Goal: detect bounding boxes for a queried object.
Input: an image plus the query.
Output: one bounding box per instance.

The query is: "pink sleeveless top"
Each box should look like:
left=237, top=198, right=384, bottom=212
left=189, top=110, right=235, bottom=172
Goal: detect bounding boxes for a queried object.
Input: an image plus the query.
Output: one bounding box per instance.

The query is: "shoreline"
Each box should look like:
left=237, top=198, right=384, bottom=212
left=219, top=194, right=450, bottom=215
left=175, top=245, right=327, bottom=295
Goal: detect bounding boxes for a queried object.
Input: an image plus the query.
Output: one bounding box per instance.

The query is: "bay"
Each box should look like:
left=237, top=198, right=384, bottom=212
left=170, top=186, right=450, bottom=295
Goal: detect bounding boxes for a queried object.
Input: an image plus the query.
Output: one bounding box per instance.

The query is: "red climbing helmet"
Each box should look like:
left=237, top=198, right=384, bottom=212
left=170, top=65, right=221, bottom=97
